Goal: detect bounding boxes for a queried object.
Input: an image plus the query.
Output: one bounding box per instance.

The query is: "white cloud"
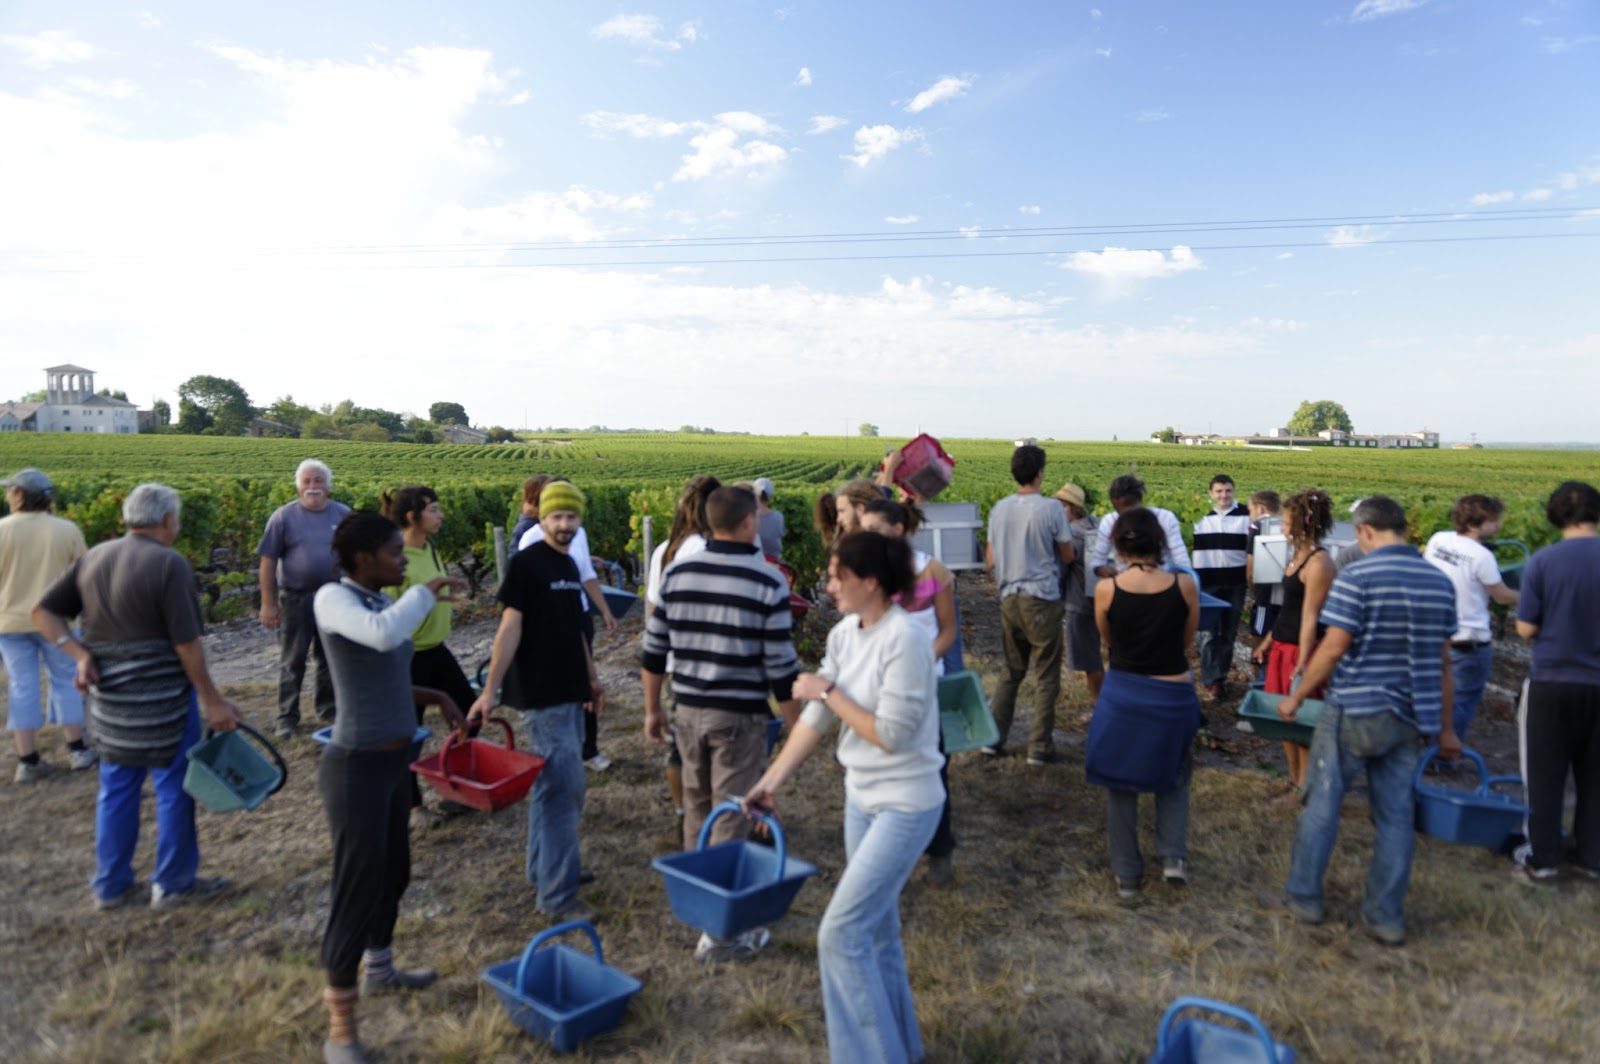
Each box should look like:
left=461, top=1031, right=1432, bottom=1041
left=1060, top=246, right=1202, bottom=281
left=0, top=29, right=99, bottom=69
left=131, top=10, right=162, bottom=30
left=1470, top=190, right=1513, bottom=205
left=843, top=124, right=922, bottom=167
left=885, top=215, right=920, bottom=224
left=795, top=67, right=812, bottom=87
left=1095, top=47, right=1113, bottom=58
left=582, top=110, right=691, bottom=138
left=1542, top=35, right=1600, bottom=54
left=1349, top=0, right=1428, bottom=23
left=1090, top=8, right=1103, bottom=20
left=674, top=123, right=787, bottom=182
left=1324, top=224, right=1389, bottom=247
left=904, top=75, right=972, bottom=114
left=590, top=14, right=698, bottom=51
left=807, top=114, right=847, bottom=135
left=1136, top=109, right=1169, bottom=123
left=503, top=89, right=530, bottom=106
left=1019, top=205, right=1041, bottom=215
left=959, top=226, right=982, bottom=239
left=1275, top=252, right=1294, bottom=260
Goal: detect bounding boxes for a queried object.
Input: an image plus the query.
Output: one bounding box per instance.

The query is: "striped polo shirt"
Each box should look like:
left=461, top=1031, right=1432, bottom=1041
left=1318, top=544, right=1457, bottom=733
left=1192, top=503, right=1252, bottom=589
left=641, top=539, right=799, bottom=712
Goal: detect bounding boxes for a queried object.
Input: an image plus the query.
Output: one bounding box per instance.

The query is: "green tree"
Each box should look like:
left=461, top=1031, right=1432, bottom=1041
left=97, top=388, right=129, bottom=400
left=348, top=421, right=391, bottom=443
left=859, top=422, right=880, bottom=437
left=149, top=398, right=171, bottom=426
left=21, top=389, right=46, bottom=402
left=301, top=413, right=344, bottom=440
left=485, top=426, right=517, bottom=443
left=1287, top=399, right=1353, bottom=437
left=429, top=401, right=469, bottom=426
left=177, top=375, right=254, bottom=436
left=264, top=395, right=317, bottom=434
left=412, top=426, right=437, bottom=444
left=1152, top=426, right=1178, bottom=443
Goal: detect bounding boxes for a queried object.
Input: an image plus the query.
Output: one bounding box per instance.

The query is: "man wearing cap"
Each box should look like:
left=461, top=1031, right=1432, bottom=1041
left=257, top=459, right=352, bottom=738
left=0, top=468, right=94, bottom=781
left=753, top=477, right=785, bottom=560
left=1053, top=481, right=1104, bottom=703
left=470, top=480, right=605, bottom=922
left=31, top=482, right=241, bottom=910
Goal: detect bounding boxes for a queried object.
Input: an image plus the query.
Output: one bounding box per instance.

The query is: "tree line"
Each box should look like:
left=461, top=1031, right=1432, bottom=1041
left=162, top=376, right=505, bottom=443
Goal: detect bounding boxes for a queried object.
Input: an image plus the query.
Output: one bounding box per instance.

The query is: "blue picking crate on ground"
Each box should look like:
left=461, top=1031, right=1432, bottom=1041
left=652, top=802, right=817, bottom=941
left=1414, top=746, right=1527, bottom=851
left=1147, top=997, right=1297, bottom=1064
left=482, top=920, right=642, bottom=1054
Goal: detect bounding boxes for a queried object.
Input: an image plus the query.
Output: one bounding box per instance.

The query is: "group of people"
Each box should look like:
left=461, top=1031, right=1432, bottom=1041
left=5, top=446, right=1600, bottom=1063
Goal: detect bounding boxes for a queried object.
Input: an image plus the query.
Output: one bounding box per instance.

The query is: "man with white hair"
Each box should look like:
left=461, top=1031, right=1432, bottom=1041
left=257, top=459, right=351, bottom=738
left=32, top=483, right=241, bottom=910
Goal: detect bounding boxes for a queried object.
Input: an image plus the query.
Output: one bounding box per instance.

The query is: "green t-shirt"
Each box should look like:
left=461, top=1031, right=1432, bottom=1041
left=384, top=542, right=452, bottom=650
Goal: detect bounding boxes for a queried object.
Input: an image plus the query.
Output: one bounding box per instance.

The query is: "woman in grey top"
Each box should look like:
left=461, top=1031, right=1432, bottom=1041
left=312, top=511, right=466, bottom=1064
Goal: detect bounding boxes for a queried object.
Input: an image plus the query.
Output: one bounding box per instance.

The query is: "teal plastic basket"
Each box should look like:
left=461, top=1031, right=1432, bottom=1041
left=938, top=670, right=1000, bottom=754
left=183, top=723, right=287, bottom=813
left=1237, top=690, right=1325, bottom=746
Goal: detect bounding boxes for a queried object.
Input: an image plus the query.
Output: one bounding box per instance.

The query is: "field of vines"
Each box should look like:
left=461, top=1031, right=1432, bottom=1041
left=2, top=432, right=1596, bottom=614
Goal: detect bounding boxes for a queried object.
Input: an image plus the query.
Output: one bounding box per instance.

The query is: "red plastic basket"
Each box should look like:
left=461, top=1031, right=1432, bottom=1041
left=410, top=716, right=544, bottom=811
left=890, top=433, right=956, bottom=501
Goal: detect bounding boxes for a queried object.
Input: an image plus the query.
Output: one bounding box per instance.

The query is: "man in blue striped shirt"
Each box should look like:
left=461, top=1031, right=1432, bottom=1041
left=1274, top=495, right=1458, bottom=946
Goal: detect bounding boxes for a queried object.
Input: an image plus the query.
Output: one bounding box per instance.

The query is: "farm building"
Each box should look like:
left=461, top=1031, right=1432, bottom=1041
left=1150, top=427, right=1441, bottom=448
left=0, top=365, right=142, bottom=434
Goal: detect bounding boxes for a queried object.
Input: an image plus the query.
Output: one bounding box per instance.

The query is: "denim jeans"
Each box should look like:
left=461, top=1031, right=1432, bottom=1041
left=1195, top=583, right=1247, bottom=686
left=1286, top=701, right=1424, bottom=931
left=92, top=695, right=201, bottom=902
left=818, top=800, right=941, bottom=1064
left=520, top=703, right=586, bottom=914
left=1448, top=643, right=1493, bottom=741
left=276, top=587, right=335, bottom=728
left=0, top=630, right=85, bottom=731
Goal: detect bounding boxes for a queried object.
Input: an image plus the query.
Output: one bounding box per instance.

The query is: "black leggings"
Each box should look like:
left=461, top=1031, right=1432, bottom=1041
left=581, top=613, right=600, bottom=761
left=924, top=732, right=956, bottom=859
left=409, top=644, right=478, bottom=807
left=319, top=744, right=410, bottom=986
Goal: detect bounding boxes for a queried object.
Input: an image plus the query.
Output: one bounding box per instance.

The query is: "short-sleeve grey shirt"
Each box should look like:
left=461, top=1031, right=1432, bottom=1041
left=37, top=533, right=204, bottom=646
left=988, top=492, right=1072, bottom=600
left=256, top=499, right=351, bottom=592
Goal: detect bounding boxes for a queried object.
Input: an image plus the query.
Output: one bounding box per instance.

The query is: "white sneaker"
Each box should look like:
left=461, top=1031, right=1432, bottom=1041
left=694, top=927, right=771, bottom=962
left=584, top=754, right=613, bottom=772
left=69, top=747, right=98, bottom=771
left=1163, top=859, right=1189, bottom=886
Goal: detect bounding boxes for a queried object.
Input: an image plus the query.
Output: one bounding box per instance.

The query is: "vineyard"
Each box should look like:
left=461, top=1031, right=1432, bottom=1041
left=2, top=433, right=1597, bottom=614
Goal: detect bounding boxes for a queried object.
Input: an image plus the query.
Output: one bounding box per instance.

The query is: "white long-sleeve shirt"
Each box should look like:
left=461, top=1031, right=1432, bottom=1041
left=1089, top=507, right=1192, bottom=573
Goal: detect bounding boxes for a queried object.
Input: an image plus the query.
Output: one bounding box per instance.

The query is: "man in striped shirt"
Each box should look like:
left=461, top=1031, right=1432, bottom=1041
left=642, top=485, right=800, bottom=851
left=1192, top=474, right=1252, bottom=700
left=1273, top=495, right=1458, bottom=946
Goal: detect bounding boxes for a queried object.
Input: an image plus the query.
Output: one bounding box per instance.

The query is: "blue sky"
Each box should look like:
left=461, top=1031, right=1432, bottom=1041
left=1, top=1, right=1596, bottom=440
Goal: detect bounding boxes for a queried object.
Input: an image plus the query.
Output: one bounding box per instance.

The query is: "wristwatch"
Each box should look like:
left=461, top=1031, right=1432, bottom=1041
left=54, top=633, right=73, bottom=648
left=821, top=682, right=836, bottom=702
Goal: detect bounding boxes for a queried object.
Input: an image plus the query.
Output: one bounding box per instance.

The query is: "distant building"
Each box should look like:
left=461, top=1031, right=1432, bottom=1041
left=1150, top=426, right=1441, bottom=449
left=0, top=366, right=140, bottom=434
left=440, top=423, right=489, bottom=445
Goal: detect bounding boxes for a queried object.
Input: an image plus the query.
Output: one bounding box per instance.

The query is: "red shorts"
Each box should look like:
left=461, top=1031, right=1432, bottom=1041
left=1265, top=641, right=1326, bottom=700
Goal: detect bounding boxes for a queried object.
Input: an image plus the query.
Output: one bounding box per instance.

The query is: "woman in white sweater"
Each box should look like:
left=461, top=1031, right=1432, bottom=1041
left=744, top=531, right=943, bottom=1064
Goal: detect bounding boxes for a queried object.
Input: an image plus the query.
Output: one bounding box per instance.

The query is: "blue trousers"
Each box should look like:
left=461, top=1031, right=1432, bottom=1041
left=521, top=702, right=586, bottom=914
left=1196, top=583, right=1247, bottom=686
left=818, top=800, right=941, bottom=1064
left=92, top=696, right=202, bottom=902
left=1448, top=642, right=1493, bottom=741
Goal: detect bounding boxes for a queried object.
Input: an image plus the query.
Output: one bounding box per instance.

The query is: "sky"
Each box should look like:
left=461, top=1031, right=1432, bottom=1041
left=1, top=1, right=1597, bottom=442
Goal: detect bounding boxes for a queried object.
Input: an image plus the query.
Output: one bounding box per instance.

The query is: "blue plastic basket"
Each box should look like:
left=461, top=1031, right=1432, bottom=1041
left=652, top=801, right=817, bottom=940
left=599, top=585, right=639, bottom=621
left=312, top=725, right=431, bottom=764
left=183, top=723, right=288, bottom=814
left=482, top=920, right=642, bottom=1053
left=938, top=670, right=1000, bottom=754
left=1414, top=745, right=1527, bottom=850
left=1147, top=997, right=1297, bottom=1064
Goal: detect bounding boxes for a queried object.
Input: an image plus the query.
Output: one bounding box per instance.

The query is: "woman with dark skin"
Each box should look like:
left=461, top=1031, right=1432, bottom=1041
left=312, top=512, right=468, bottom=1064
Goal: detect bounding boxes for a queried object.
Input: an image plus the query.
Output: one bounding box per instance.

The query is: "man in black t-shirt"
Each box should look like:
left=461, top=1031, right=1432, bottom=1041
left=470, top=481, right=604, bottom=920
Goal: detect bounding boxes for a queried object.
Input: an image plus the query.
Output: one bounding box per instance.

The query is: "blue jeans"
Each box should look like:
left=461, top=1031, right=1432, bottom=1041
left=1285, top=701, right=1424, bottom=931
left=0, top=630, right=85, bottom=731
left=520, top=703, right=586, bottom=915
left=1449, top=643, right=1493, bottom=741
left=818, top=800, right=941, bottom=1064
left=93, top=695, right=202, bottom=902
left=1196, top=583, right=1247, bottom=686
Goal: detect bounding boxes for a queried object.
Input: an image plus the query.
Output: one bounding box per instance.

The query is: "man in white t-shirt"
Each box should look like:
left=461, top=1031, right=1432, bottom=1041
left=1423, top=494, right=1519, bottom=742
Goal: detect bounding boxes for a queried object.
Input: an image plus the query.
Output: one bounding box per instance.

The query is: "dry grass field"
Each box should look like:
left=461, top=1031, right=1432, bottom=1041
left=3, top=575, right=1597, bottom=1063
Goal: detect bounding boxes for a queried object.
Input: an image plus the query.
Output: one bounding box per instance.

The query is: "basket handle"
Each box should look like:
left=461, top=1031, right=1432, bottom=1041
left=484, top=714, right=515, bottom=748
left=1413, top=744, right=1490, bottom=793
left=697, top=800, right=787, bottom=885
left=203, top=721, right=288, bottom=797
left=514, top=919, right=603, bottom=994
left=1155, top=997, right=1283, bottom=1062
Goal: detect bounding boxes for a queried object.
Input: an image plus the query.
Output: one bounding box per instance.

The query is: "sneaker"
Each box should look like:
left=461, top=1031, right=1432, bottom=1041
left=1511, top=862, right=1559, bottom=887
left=14, top=759, right=55, bottom=783
left=584, top=754, right=613, bottom=772
left=1572, top=865, right=1600, bottom=883
left=68, top=747, right=98, bottom=771
left=362, top=966, right=438, bottom=994
left=978, top=745, right=1001, bottom=757
left=1163, top=859, right=1189, bottom=886
left=410, top=806, right=445, bottom=831
left=1026, top=751, right=1060, bottom=766
left=927, top=853, right=955, bottom=888
left=1116, top=878, right=1141, bottom=900
left=1360, top=916, right=1406, bottom=947
left=275, top=723, right=297, bottom=741
left=1257, top=890, right=1323, bottom=925
left=694, top=927, right=771, bottom=962
left=94, top=882, right=140, bottom=912
left=151, top=875, right=230, bottom=910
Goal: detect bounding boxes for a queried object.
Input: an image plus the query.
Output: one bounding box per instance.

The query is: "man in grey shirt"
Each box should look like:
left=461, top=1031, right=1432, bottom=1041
left=985, top=444, right=1074, bottom=764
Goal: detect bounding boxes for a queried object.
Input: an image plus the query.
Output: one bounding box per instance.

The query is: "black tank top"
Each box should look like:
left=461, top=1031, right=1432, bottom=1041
left=1271, top=548, right=1326, bottom=646
left=1107, top=573, right=1190, bottom=675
